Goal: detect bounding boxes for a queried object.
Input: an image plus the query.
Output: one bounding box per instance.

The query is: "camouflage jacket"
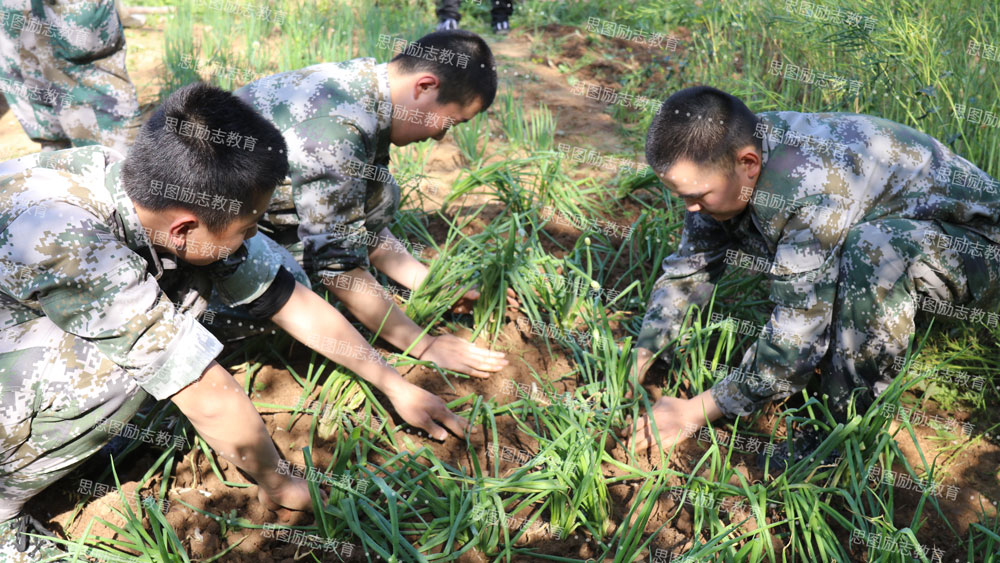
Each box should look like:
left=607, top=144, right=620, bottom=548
left=0, top=146, right=283, bottom=400
left=636, top=111, right=1000, bottom=416
left=234, top=57, right=399, bottom=278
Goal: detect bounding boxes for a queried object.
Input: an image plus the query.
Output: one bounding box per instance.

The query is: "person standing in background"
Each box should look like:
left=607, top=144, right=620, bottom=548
left=436, top=0, right=514, bottom=35
left=0, top=0, right=142, bottom=153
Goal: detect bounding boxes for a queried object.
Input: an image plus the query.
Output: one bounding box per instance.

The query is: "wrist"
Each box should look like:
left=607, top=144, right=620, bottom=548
left=412, top=334, right=437, bottom=359
left=250, top=451, right=293, bottom=493
left=635, top=348, right=654, bottom=380
left=381, top=376, right=415, bottom=402
left=257, top=469, right=289, bottom=493
left=690, top=389, right=723, bottom=424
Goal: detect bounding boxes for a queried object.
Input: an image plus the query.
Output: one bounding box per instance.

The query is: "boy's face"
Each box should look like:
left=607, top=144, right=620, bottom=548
left=138, top=191, right=271, bottom=266
left=175, top=210, right=262, bottom=266
left=389, top=72, right=482, bottom=146
left=656, top=146, right=762, bottom=222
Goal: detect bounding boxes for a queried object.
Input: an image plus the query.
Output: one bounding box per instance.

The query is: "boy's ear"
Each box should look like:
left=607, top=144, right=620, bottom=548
left=166, top=212, right=198, bottom=239
left=414, top=74, right=441, bottom=98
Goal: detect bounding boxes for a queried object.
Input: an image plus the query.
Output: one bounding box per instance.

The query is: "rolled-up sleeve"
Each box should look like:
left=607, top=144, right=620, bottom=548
left=287, top=117, right=374, bottom=278
left=636, top=211, right=733, bottom=355
left=13, top=204, right=222, bottom=400
left=710, top=202, right=846, bottom=417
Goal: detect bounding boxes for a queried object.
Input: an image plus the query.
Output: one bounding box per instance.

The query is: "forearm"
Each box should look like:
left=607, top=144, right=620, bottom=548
left=689, top=388, right=725, bottom=424
left=634, top=347, right=655, bottom=384
left=170, top=361, right=286, bottom=492
left=317, top=269, right=434, bottom=357
left=368, top=228, right=429, bottom=291
left=271, top=282, right=421, bottom=392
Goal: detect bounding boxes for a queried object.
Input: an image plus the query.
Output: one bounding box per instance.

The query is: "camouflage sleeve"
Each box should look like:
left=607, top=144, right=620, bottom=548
left=0, top=149, right=80, bottom=178
left=287, top=116, right=374, bottom=278
left=7, top=202, right=222, bottom=401
left=362, top=157, right=401, bottom=238
left=636, top=211, right=733, bottom=356
left=710, top=199, right=843, bottom=417
left=205, top=233, right=282, bottom=307
left=0, top=155, right=41, bottom=179
left=0, top=146, right=119, bottom=181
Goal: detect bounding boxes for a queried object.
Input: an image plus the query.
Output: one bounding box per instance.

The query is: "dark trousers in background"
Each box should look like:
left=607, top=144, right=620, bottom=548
left=436, top=0, right=514, bottom=24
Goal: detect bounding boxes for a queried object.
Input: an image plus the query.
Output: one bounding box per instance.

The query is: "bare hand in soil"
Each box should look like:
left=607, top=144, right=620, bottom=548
left=257, top=475, right=324, bottom=521
left=629, top=396, right=698, bottom=454
left=387, top=383, right=469, bottom=440
left=417, top=333, right=509, bottom=377
left=450, top=286, right=520, bottom=313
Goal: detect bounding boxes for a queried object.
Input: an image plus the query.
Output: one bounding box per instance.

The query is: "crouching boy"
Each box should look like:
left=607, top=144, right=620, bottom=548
left=0, top=83, right=467, bottom=560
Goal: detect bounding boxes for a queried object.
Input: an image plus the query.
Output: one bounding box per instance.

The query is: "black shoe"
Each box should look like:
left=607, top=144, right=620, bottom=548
left=0, top=513, right=67, bottom=560
left=756, top=427, right=841, bottom=472
left=436, top=18, right=458, bottom=31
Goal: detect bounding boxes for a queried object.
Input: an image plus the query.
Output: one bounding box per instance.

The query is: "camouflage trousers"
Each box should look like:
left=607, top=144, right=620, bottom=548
left=714, top=218, right=1000, bottom=420
left=0, top=314, right=149, bottom=524
left=0, top=236, right=307, bottom=524
left=821, top=218, right=1000, bottom=418
left=0, top=0, right=141, bottom=153
left=712, top=219, right=1000, bottom=420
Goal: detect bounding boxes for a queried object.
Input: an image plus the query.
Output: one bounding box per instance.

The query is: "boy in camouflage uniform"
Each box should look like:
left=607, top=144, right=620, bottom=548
left=630, top=86, right=1000, bottom=452
left=234, top=30, right=514, bottom=380
left=0, top=0, right=141, bottom=153
left=0, top=83, right=468, bottom=560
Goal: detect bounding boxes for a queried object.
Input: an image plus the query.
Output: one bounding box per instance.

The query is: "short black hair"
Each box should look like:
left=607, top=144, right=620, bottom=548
left=122, top=82, right=288, bottom=232
left=645, top=86, right=760, bottom=176
left=389, top=30, right=497, bottom=110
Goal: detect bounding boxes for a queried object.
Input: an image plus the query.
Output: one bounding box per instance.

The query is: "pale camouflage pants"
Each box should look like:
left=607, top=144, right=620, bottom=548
left=0, top=314, right=149, bottom=524
left=824, top=218, right=1000, bottom=418
left=0, top=0, right=141, bottom=153
left=716, top=218, right=1000, bottom=420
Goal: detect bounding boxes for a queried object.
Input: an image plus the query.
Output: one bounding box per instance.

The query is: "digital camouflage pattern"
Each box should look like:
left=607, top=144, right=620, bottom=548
left=0, top=146, right=288, bottom=524
left=637, top=111, right=1000, bottom=419
left=0, top=0, right=141, bottom=153
left=234, top=57, right=399, bottom=281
